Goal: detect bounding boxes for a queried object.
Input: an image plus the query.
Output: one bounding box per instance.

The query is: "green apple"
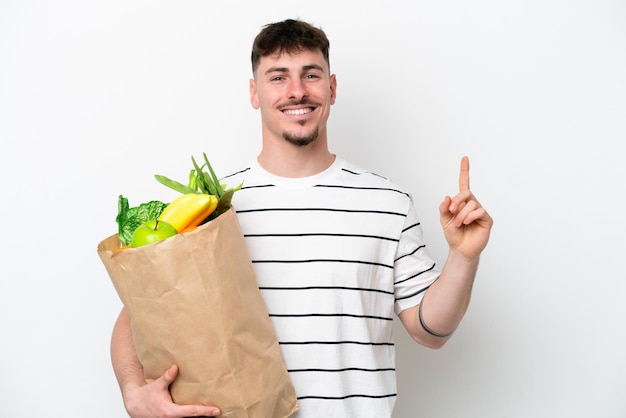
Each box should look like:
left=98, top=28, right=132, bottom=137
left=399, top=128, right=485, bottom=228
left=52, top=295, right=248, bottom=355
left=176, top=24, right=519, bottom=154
left=131, top=220, right=178, bottom=248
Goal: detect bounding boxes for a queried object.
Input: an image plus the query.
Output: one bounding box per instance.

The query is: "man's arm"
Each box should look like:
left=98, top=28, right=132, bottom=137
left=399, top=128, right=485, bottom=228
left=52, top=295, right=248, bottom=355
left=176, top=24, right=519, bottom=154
left=399, top=156, right=493, bottom=349
left=399, top=249, right=479, bottom=348
left=111, top=308, right=221, bottom=418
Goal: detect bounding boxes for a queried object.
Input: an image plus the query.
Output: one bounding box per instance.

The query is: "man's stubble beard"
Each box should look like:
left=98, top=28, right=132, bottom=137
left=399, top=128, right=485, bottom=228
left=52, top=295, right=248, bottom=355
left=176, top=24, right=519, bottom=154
left=283, top=124, right=319, bottom=147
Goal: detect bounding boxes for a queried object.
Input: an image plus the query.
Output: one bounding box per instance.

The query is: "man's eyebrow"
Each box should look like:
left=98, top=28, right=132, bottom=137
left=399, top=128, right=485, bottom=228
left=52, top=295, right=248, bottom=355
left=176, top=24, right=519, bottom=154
left=264, top=64, right=325, bottom=75
left=265, top=66, right=289, bottom=75
left=302, top=64, right=324, bottom=72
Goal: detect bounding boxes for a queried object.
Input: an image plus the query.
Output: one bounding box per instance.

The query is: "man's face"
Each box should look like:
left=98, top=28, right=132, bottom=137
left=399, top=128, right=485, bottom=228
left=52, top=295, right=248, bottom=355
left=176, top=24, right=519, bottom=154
left=250, top=49, right=336, bottom=147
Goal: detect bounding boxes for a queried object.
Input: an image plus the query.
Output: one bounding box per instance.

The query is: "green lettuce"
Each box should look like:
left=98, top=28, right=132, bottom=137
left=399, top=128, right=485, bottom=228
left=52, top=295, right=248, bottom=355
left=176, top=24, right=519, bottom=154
left=116, top=195, right=168, bottom=246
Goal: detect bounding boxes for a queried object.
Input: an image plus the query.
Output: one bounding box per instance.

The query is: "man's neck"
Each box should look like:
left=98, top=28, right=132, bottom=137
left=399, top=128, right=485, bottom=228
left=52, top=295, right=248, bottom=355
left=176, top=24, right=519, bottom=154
left=257, top=138, right=335, bottom=178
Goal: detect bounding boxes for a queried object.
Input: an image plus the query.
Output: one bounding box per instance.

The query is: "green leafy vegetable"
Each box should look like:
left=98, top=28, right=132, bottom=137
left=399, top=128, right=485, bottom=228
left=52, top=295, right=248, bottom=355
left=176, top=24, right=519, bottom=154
left=154, top=174, right=199, bottom=195
left=155, top=153, right=243, bottom=220
left=116, top=195, right=168, bottom=246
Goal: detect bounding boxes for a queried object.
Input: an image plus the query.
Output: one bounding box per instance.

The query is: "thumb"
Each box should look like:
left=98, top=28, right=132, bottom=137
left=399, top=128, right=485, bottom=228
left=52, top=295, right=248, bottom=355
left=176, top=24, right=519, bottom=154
left=159, top=364, right=179, bottom=388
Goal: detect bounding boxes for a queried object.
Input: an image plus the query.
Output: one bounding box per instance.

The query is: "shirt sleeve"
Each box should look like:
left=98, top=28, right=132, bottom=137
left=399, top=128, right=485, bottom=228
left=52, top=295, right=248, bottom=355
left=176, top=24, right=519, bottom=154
left=393, top=199, right=441, bottom=315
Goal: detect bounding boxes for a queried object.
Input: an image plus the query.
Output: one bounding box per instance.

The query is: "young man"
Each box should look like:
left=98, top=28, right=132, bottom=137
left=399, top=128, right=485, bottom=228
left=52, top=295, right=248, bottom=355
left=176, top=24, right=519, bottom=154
left=110, top=19, right=492, bottom=418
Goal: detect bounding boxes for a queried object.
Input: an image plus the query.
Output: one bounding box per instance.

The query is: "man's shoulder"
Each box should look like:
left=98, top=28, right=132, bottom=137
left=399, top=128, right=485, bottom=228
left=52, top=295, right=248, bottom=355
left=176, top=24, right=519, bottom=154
left=336, top=158, right=408, bottom=194
left=221, top=162, right=254, bottom=186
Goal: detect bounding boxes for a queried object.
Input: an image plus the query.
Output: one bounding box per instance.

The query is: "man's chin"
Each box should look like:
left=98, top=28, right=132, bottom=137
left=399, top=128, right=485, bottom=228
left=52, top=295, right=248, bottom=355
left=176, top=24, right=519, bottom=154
left=283, top=128, right=319, bottom=147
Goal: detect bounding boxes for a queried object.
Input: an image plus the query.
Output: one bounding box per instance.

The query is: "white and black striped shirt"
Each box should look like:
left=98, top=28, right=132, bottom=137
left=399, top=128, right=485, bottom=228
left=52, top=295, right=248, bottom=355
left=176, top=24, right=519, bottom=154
left=224, top=157, right=440, bottom=418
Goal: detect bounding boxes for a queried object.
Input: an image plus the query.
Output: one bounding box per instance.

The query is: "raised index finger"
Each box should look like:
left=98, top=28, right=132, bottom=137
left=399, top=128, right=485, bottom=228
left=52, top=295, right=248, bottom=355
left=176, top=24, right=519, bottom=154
left=459, top=156, right=470, bottom=192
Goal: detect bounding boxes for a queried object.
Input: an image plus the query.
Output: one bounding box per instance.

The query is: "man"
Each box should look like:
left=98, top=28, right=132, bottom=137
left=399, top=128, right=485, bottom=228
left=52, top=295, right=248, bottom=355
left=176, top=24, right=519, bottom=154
left=110, top=19, right=492, bottom=418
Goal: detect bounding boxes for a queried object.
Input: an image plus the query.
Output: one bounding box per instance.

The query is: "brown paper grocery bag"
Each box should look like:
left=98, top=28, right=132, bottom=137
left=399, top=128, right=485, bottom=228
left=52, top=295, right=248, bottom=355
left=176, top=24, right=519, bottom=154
left=97, top=207, right=298, bottom=418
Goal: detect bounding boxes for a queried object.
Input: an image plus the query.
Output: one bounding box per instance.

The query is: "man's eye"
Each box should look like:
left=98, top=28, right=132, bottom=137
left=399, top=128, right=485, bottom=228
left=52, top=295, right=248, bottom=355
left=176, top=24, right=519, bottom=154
left=304, top=74, right=319, bottom=80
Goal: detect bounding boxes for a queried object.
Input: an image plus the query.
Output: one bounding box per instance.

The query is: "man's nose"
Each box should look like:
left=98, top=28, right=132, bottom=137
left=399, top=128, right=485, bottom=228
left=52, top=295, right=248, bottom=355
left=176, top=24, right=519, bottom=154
left=287, top=78, right=308, bottom=101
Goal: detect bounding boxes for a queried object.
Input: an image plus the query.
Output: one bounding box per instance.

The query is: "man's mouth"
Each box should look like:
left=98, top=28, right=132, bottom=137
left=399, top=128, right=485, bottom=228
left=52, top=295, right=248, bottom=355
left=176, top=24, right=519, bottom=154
left=283, top=107, right=314, bottom=116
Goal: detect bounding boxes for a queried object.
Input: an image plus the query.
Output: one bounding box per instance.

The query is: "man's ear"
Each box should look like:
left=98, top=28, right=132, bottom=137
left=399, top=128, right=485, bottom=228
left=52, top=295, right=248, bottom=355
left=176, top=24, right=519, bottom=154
left=249, top=78, right=260, bottom=109
left=329, top=74, right=337, bottom=105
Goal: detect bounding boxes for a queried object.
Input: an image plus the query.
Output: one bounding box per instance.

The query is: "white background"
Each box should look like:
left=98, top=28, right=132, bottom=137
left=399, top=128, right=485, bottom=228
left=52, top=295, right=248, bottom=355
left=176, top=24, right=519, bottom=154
left=1, top=1, right=625, bottom=417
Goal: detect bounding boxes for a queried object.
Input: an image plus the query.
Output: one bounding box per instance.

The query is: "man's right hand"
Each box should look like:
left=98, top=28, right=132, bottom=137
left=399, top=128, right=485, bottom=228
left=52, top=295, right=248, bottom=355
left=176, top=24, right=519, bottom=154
left=122, top=364, right=221, bottom=418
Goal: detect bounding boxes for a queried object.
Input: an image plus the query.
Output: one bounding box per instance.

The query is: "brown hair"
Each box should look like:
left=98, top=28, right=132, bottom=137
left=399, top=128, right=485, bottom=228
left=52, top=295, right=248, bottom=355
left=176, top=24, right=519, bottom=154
left=251, top=19, right=330, bottom=74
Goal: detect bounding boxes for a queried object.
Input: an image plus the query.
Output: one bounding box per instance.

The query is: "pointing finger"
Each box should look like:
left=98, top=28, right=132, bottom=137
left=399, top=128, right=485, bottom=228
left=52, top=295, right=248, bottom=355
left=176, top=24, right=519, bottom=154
left=459, top=156, right=470, bottom=192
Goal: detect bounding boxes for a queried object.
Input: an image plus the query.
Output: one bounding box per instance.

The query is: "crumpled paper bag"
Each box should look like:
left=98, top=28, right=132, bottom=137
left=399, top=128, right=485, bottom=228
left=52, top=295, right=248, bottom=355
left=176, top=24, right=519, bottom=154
left=97, top=207, right=298, bottom=418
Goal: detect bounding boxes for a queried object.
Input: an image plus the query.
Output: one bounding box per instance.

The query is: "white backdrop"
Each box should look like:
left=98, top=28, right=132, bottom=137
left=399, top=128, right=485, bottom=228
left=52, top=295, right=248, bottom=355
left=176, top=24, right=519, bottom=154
left=1, top=1, right=625, bottom=417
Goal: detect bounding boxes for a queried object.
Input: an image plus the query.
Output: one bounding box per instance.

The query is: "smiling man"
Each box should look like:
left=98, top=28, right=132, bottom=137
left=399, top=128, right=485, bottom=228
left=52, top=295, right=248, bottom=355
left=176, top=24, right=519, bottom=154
left=110, top=19, right=493, bottom=418
left=249, top=26, right=337, bottom=177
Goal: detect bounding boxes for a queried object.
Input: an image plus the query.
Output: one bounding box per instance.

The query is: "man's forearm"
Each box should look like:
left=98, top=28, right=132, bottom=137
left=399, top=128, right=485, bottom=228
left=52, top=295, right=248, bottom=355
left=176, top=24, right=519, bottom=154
left=400, top=249, right=479, bottom=348
left=422, top=249, right=479, bottom=332
left=111, top=307, right=146, bottom=397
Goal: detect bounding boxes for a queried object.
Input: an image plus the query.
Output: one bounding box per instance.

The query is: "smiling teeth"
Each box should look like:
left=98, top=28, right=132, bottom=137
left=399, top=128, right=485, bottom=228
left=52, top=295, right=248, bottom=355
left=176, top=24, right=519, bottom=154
left=284, top=108, right=312, bottom=115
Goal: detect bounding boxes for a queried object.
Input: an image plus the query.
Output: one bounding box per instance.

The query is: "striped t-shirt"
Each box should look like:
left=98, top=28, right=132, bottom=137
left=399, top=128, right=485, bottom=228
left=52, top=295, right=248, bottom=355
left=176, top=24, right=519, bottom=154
left=223, top=156, right=441, bottom=418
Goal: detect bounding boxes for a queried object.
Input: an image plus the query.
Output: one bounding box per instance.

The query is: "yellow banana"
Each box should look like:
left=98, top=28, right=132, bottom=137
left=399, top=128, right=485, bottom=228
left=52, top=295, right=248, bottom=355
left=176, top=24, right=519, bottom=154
left=157, top=193, right=218, bottom=233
